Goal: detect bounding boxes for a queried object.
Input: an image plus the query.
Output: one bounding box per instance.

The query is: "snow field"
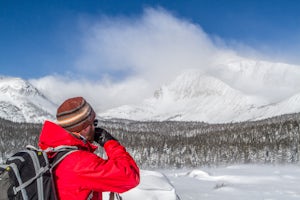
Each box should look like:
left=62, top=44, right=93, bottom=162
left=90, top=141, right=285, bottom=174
left=105, top=165, right=300, bottom=200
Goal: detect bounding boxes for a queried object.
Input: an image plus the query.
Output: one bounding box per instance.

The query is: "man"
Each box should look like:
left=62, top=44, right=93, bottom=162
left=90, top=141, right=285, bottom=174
left=38, top=97, right=140, bottom=200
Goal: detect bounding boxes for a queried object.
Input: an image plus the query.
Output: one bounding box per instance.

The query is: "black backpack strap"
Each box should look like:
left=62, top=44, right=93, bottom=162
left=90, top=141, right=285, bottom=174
left=50, top=150, right=78, bottom=170
left=26, top=145, right=78, bottom=153
left=26, top=145, right=78, bottom=170
left=47, top=147, right=78, bottom=200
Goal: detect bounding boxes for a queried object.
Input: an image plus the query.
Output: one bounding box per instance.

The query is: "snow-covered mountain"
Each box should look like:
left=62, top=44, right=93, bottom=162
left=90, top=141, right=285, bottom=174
left=99, top=59, right=300, bottom=123
left=1, top=59, right=300, bottom=124
left=0, top=76, right=56, bottom=123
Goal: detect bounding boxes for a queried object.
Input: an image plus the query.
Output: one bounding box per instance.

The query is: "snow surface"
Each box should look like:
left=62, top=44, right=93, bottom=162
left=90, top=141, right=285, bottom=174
left=106, top=165, right=300, bottom=200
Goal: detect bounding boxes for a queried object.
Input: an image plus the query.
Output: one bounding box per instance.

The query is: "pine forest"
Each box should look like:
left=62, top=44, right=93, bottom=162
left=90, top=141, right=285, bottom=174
left=1, top=113, right=300, bottom=169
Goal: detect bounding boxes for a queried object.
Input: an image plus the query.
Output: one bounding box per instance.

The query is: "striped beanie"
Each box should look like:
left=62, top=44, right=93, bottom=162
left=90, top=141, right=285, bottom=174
left=56, top=97, right=96, bottom=132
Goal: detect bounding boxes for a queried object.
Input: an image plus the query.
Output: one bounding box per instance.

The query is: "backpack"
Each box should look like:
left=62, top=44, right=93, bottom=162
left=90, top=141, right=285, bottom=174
left=0, top=145, right=78, bottom=200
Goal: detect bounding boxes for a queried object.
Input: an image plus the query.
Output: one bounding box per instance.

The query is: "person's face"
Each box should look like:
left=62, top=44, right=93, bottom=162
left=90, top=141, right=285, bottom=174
left=86, top=123, right=95, bottom=142
left=80, top=119, right=96, bottom=142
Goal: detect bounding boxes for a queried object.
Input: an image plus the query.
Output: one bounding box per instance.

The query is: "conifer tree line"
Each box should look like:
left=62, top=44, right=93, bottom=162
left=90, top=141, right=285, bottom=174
left=0, top=118, right=41, bottom=163
left=0, top=113, right=300, bottom=169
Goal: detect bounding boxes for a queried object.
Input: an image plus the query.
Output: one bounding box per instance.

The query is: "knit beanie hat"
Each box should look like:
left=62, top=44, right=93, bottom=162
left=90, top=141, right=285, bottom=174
left=56, top=97, right=96, bottom=133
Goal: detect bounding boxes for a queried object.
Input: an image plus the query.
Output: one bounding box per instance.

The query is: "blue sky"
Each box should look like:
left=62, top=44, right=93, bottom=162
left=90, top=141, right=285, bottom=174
left=1, top=0, right=300, bottom=112
left=1, top=0, right=300, bottom=79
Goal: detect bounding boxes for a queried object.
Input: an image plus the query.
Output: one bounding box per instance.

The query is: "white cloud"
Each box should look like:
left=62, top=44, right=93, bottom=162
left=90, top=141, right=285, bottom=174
left=30, top=8, right=239, bottom=112
left=30, top=75, right=151, bottom=112
left=29, top=8, right=300, bottom=113
left=75, top=8, right=240, bottom=82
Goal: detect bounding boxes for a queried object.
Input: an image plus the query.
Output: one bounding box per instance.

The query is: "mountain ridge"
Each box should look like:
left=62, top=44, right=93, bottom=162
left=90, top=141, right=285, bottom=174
left=0, top=76, right=56, bottom=123
left=1, top=58, right=300, bottom=124
left=99, top=59, right=300, bottom=123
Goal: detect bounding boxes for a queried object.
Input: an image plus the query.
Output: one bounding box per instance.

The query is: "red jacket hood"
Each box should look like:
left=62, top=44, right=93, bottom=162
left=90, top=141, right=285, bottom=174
left=39, top=120, right=98, bottom=152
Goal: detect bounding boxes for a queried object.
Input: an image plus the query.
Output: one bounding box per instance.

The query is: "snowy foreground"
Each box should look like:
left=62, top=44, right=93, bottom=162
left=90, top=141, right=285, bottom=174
left=104, top=164, right=300, bottom=200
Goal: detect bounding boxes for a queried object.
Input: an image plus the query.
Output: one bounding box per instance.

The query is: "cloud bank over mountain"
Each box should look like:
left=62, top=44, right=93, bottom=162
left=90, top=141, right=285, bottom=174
left=29, top=8, right=299, bottom=114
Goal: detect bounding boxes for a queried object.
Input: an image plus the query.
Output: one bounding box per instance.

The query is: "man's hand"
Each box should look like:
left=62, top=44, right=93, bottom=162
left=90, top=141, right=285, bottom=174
left=94, top=127, right=117, bottom=147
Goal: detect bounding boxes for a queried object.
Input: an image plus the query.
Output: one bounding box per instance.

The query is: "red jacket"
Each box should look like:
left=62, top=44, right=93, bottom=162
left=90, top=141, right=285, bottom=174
left=38, top=121, right=140, bottom=200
